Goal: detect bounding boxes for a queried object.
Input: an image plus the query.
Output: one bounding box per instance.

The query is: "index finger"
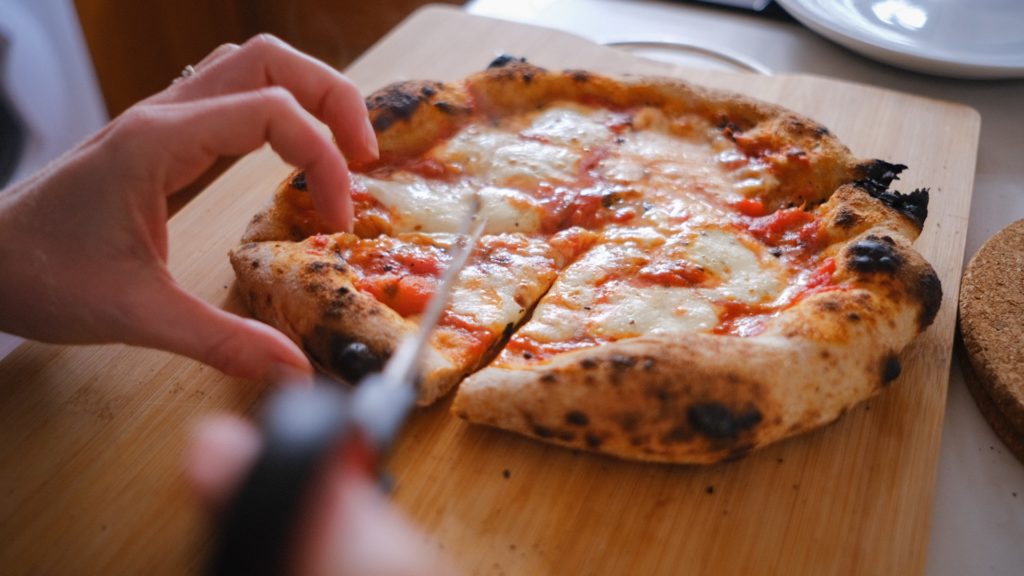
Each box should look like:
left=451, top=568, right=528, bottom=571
left=157, top=35, right=378, bottom=165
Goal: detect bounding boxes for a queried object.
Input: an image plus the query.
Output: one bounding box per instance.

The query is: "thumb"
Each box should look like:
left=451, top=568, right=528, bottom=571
left=129, top=280, right=312, bottom=381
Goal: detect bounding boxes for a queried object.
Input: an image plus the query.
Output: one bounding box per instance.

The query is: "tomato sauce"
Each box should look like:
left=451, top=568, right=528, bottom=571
left=345, top=241, right=449, bottom=317
left=499, top=335, right=605, bottom=365
left=437, top=312, right=496, bottom=364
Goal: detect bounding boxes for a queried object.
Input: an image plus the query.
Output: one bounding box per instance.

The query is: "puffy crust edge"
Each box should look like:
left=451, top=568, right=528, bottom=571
left=229, top=241, right=459, bottom=405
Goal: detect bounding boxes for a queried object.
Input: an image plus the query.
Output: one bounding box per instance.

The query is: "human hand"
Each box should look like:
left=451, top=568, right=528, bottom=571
left=0, top=35, right=378, bottom=380
left=188, top=414, right=456, bottom=576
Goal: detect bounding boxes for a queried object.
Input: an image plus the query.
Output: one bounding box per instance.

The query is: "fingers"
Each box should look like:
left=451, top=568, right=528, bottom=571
left=127, top=279, right=312, bottom=381
left=158, top=35, right=378, bottom=165
left=194, top=42, right=240, bottom=70
left=299, top=465, right=458, bottom=576
left=122, top=89, right=354, bottom=230
left=187, top=416, right=458, bottom=576
left=187, top=415, right=262, bottom=510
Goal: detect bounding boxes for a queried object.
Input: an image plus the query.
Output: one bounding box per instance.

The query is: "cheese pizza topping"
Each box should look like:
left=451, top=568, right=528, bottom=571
left=344, top=100, right=835, bottom=366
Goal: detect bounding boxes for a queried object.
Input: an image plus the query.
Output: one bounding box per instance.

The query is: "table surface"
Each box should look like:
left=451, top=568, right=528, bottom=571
left=465, top=1, right=1024, bottom=575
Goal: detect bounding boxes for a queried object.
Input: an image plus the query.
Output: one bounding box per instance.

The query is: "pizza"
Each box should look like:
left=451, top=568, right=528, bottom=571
left=230, top=57, right=941, bottom=463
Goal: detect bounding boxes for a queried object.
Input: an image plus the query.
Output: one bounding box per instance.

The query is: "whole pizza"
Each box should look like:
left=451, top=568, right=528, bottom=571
left=230, top=57, right=941, bottom=464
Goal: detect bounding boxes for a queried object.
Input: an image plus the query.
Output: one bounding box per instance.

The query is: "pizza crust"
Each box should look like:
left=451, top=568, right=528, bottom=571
left=230, top=240, right=459, bottom=404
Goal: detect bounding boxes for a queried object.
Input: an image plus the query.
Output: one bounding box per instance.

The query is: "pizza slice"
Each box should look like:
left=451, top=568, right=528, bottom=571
left=230, top=229, right=593, bottom=404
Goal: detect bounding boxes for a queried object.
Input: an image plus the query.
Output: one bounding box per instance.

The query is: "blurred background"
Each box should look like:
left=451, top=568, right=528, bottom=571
left=0, top=0, right=465, bottom=190
left=76, top=0, right=466, bottom=117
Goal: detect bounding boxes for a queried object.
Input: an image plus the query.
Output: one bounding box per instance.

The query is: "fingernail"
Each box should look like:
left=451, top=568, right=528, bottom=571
left=363, top=118, right=379, bottom=160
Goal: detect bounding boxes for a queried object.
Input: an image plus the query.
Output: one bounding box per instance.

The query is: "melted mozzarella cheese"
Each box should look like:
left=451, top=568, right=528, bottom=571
left=591, top=285, right=718, bottom=337
left=357, top=176, right=542, bottom=234
left=521, top=106, right=613, bottom=149
left=434, top=125, right=580, bottom=186
left=686, top=229, right=784, bottom=305
left=448, top=237, right=557, bottom=331
left=514, top=226, right=787, bottom=345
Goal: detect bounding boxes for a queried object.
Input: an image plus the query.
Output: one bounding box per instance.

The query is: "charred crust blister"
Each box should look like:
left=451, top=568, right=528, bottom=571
left=488, top=54, right=527, bottom=69
left=855, top=160, right=929, bottom=227
left=433, top=101, right=458, bottom=114
left=687, top=402, right=763, bottom=440
left=874, top=188, right=929, bottom=228
left=368, top=82, right=440, bottom=132
left=565, top=410, right=590, bottom=426
left=305, top=261, right=329, bottom=274
left=609, top=354, right=638, bottom=368
left=833, top=207, right=860, bottom=229
left=916, top=268, right=943, bottom=330
left=290, top=171, right=308, bottom=191
left=847, top=235, right=902, bottom=273
left=327, top=336, right=386, bottom=384
left=568, top=70, right=591, bottom=83
left=856, top=160, right=907, bottom=194
left=882, top=354, right=902, bottom=385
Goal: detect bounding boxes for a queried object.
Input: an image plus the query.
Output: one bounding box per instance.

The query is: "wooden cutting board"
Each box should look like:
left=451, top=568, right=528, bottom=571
left=0, top=6, right=978, bottom=575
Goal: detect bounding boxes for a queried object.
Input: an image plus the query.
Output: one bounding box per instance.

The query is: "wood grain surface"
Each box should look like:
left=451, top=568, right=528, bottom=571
left=0, top=7, right=978, bottom=575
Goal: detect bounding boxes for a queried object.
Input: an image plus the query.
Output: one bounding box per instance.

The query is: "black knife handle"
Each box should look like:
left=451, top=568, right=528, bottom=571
left=210, top=386, right=350, bottom=576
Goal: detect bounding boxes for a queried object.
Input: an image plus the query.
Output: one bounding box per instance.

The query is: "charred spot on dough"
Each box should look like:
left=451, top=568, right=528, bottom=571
left=916, top=267, right=942, bottom=330
left=834, top=207, right=860, bottom=229
left=584, top=433, right=604, bottom=449
left=327, top=337, right=386, bottom=384
left=856, top=160, right=907, bottom=194
left=290, top=171, right=308, bottom=191
left=816, top=298, right=841, bottom=312
left=580, top=357, right=599, bottom=370
left=304, top=281, right=327, bottom=295
left=306, top=261, right=329, bottom=274
left=487, top=54, right=527, bottom=69
left=661, top=425, right=693, bottom=444
left=881, top=354, right=902, bottom=385
left=565, top=410, right=590, bottom=426
left=531, top=425, right=573, bottom=442
left=847, top=235, right=902, bottom=273
left=539, top=372, right=558, bottom=384
left=532, top=425, right=554, bottom=439
left=642, top=358, right=656, bottom=371
left=617, top=412, right=641, bottom=433
left=874, top=188, right=930, bottom=228
left=629, top=434, right=650, bottom=447
left=433, top=101, right=460, bottom=115
left=568, top=70, right=591, bottom=83
left=718, top=116, right=740, bottom=140
left=687, top=402, right=763, bottom=440
left=610, top=354, right=637, bottom=369
left=367, top=81, right=440, bottom=132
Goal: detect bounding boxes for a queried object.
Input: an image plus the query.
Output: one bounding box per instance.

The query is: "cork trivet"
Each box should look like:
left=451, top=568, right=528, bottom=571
left=958, top=219, right=1024, bottom=462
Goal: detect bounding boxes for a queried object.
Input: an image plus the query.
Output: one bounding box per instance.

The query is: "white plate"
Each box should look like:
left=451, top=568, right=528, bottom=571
left=776, top=0, right=1024, bottom=79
